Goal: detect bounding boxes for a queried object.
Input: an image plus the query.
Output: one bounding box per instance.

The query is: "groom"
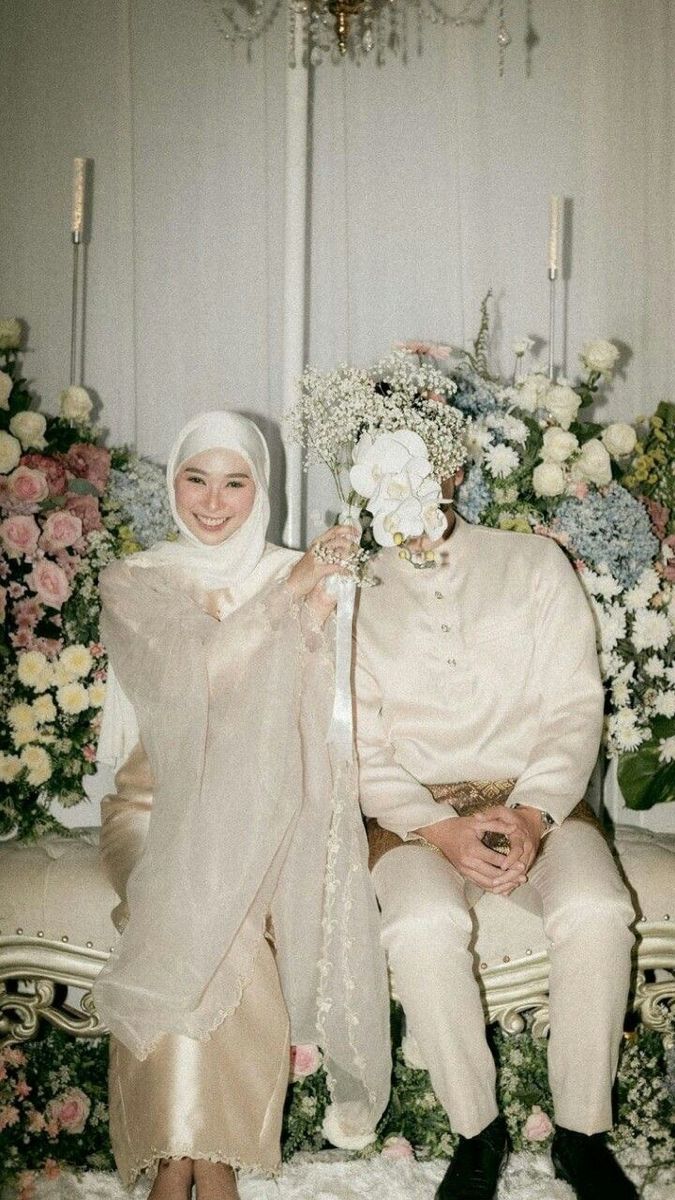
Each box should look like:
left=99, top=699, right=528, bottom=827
left=353, top=483, right=637, bottom=1200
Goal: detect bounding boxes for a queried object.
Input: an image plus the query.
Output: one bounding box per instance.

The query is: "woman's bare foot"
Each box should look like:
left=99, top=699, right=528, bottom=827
left=193, top=1160, right=240, bottom=1200
left=148, top=1157, right=193, bottom=1200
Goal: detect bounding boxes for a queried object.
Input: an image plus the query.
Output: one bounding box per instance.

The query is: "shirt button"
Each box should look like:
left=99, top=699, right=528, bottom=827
left=435, top=590, right=443, bottom=600
left=441, top=623, right=450, bottom=632
left=447, top=658, right=456, bottom=667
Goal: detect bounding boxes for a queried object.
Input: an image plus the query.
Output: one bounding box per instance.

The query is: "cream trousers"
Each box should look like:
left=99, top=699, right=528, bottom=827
left=372, top=821, right=635, bottom=1138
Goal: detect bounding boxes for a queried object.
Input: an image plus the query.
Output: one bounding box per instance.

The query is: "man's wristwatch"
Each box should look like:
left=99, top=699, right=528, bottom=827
left=513, top=804, right=555, bottom=834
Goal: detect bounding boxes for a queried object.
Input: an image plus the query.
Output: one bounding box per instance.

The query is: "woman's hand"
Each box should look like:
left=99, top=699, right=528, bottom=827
left=287, top=525, right=360, bottom=622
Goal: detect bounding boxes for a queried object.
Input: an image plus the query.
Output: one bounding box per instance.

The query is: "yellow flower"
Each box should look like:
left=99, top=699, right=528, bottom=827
left=20, top=745, right=52, bottom=786
left=56, top=682, right=91, bottom=715
left=8, top=702, right=36, bottom=730
left=498, top=513, right=531, bottom=535
left=59, top=644, right=93, bottom=680
left=12, top=726, right=39, bottom=748
left=32, top=695, right=57, bottom=723
left=0, top=752, right=22, bottom=783
left=88, top=681, right=106, bottom=708
left=17, top=650, right=51, bottom=693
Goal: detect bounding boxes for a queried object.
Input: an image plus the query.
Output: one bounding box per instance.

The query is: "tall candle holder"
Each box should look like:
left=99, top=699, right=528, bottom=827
left=547, top=266, right=557, bottom=381
left=69, top=158, right=90, bottom=386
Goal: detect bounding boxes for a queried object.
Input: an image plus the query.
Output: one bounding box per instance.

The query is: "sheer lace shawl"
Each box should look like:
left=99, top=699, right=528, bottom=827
left=92, top=559, right=390, bottom=1136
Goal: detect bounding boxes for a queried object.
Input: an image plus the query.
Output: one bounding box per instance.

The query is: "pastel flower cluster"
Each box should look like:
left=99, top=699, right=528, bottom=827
left=105, top=454, right=174, bottom=552
left=0, top=327, right=126, bottom=837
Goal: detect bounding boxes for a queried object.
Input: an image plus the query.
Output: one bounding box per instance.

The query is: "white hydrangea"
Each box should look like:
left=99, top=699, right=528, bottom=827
left=9, top=409, right=47, bottom=450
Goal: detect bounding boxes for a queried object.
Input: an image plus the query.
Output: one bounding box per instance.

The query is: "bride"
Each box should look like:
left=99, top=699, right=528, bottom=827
left=94, top=410, right=389, bottom=1199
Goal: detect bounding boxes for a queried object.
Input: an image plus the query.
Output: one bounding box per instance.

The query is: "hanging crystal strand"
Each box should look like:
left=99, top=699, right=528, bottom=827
left=400, top=0, right=408, bottom=62
left=361, top=0, right=374, bottom=55
left=497, top=0, right=512, bottom=76
left=376, top=4, right=386, bottom=64
left=288, top=0, right=297, bottom=66
left=309, top=2, right=323, bottom=64
left=416, top=0, right=423, bottom=56
left=388, top=0, right=399, bottom=52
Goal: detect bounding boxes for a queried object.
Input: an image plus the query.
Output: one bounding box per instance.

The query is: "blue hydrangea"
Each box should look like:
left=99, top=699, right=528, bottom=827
left=447, top=363, right=502, bottom=418
left=455, top=465, right=492, bottom=524
left=108, top=458, right=174, bottom=549
left=553, top=484, right=658, bottom=589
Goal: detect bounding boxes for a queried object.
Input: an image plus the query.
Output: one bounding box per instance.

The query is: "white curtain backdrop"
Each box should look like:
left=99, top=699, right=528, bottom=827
left=1, top=0, right=674, bottom=539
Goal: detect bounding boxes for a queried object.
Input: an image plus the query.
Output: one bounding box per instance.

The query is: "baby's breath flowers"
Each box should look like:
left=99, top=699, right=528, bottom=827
left=287, top=351, right=467, bottom=571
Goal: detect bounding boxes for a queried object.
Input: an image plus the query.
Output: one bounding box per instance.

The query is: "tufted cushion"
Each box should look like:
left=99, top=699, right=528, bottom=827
left=0, top=832, right=118, bottom=955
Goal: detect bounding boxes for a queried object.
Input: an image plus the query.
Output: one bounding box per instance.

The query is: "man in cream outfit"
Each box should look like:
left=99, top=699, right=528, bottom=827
left=354, top=505, right=637, bottom=1200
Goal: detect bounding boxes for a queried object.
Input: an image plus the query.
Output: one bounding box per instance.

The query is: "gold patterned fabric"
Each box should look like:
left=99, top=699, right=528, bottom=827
left=367, top=779, right=599, bottom=871
left=100, top=742, right=290, bottom=1186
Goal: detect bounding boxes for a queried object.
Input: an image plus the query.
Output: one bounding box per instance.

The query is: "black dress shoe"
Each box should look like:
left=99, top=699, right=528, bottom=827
left=551, top=1126, right=639, bottom=1200
left=435, top=1115, right=508, bottom=1199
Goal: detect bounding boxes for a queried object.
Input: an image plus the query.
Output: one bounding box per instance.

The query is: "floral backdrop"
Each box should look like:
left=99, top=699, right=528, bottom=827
left=0, top=313, right=674, bottom=1189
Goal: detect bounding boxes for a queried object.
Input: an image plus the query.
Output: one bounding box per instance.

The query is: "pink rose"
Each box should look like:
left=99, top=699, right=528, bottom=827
left=381, top=1135, right=415, bottom=1160
left=64, top=492, right=103, bottom=533
left=523, top=1106, right=553, bottom=1142
left=6, top=466, right=49, bottom=506
left=22, top=453, right=68, bottom=497
left=47, top=1086, right=91, bottom=1134
left=44, top=1159, right=61, bottom=1181
left=0, top=1104, right=20, bottom=1131
left=25, top=559, right=70, bottom=609
left=0, top=514, right=40, bottom=557
left=64, top=443, right=110, bottom=494
left=40, top=511, right=83, bottom=551
left=290, top=1043, right=322, bottom=1079
left=17, top=1171, right=37, bottom=1200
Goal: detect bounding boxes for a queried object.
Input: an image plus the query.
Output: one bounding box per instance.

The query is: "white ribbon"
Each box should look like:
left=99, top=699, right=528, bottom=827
left=324, top=575, right=357, bottom=764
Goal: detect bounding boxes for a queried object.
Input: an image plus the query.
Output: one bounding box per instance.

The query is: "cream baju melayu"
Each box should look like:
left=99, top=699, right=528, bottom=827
left=94, top=412, right=390, bottom=1187
left=355, top=515, right=635, bottom=1140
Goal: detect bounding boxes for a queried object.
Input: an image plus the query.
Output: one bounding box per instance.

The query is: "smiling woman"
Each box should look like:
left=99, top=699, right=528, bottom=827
left=92, top=410, right=390, bottom=1200
left=174, top=449, right=256, bottom=545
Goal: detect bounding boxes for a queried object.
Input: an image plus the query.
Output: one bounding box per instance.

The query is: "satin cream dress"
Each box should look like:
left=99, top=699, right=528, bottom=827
left=100, top=742, right=290, bottom=1186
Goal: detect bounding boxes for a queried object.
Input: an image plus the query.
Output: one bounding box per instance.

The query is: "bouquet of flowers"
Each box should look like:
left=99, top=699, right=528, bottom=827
left=287, top=350, right=467, bottom=572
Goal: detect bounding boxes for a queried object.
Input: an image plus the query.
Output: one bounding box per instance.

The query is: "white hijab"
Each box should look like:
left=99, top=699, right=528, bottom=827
left=98, top=410, right=299, bottom=766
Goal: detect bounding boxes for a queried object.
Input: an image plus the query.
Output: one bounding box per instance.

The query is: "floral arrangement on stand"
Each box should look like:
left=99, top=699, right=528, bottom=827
left=0, top=322, right=171, bottom=840
left=1, top=1008, right=672, bottom=1194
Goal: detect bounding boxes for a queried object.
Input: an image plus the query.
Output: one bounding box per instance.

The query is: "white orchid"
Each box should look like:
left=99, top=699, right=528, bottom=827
left=371, top=476, right=445, bottom=547
left=350, top=430, right=431, bottom=501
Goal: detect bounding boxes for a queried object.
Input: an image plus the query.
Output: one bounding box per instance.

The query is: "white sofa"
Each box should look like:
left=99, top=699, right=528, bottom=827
left=0, top=825, right=673, bottom=1046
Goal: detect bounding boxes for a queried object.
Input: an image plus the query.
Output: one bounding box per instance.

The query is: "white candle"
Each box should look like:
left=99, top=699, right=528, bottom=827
left=548, top=194, right=561, bottom=275
left=71, top=158, right=88, bottom=241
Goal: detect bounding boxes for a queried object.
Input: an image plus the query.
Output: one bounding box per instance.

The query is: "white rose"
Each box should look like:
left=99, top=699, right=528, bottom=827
left=58, top=386, right=93, bottom=424
left=0, top=370, right=12, bottom=409
left=9, top=410, right=47, bottom=450
left=544, top=383, right=581, bottom=431
left=540, top=427, right=579, bottom=464
left=580, top=339, right=619, bottom=376
left=517, top=373, right=551, bottom=414
left=0, top=318, right=22, bottom=351
left=601, top=422, right=637, bottom=459
left=570, top=438, right=612, bottom=486
left=0, top=430, right=22, bottom=474
left=532, top=461, right=566, bottom=497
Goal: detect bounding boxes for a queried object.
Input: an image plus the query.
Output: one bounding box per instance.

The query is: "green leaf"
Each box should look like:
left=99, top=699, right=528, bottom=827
left=68, top=477, right=99, bottom=496
left=617, top=718, right=675, bottom=809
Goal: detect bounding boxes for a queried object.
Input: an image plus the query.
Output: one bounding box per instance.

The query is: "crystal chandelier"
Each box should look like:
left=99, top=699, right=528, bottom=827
left=205, top=0, right=511, bottom=69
